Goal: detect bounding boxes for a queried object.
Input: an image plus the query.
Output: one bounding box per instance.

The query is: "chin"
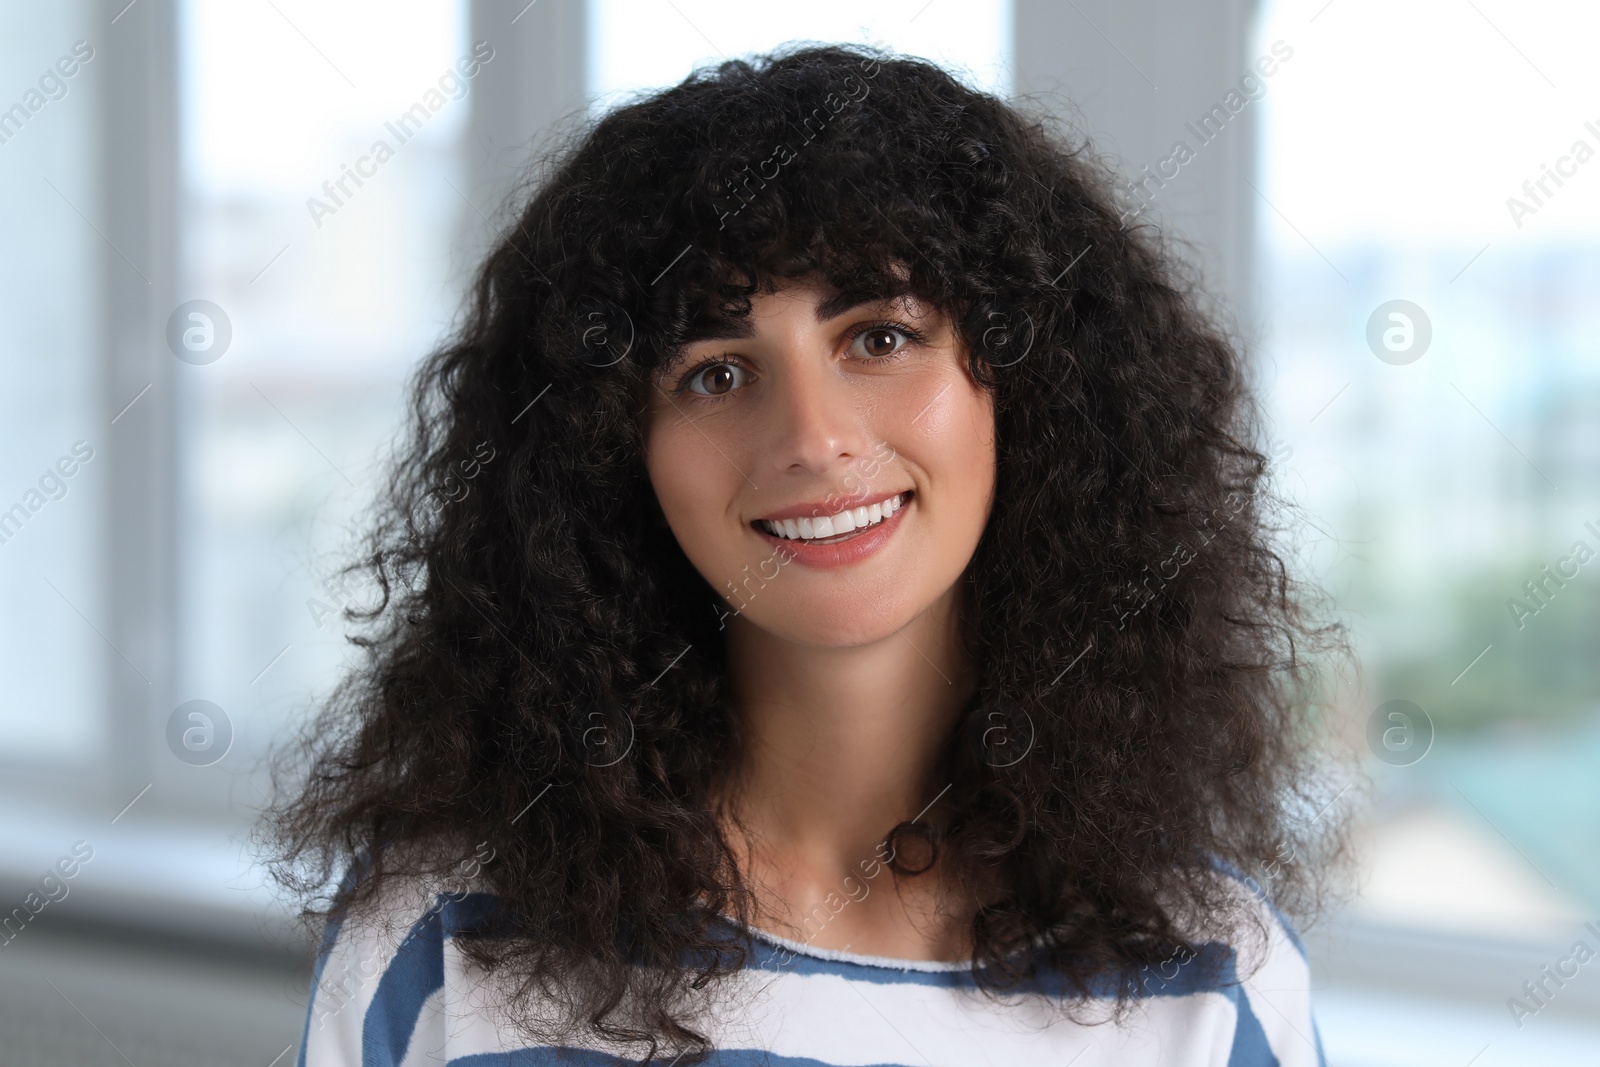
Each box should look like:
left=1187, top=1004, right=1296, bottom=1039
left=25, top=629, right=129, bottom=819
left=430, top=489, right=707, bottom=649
left=730, top=576, right=939, bottom=649
left=738, top=606, right=911, bottom=649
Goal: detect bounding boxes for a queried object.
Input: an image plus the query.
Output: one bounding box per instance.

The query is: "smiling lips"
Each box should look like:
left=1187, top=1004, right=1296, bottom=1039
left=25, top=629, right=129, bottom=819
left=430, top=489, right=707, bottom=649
left=754, top=490, right=911, bottom=544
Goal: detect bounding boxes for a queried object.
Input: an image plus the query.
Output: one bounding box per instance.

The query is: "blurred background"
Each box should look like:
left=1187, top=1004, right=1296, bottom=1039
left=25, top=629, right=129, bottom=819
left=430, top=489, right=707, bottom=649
left=1, top=0, right=1596, bottom=1063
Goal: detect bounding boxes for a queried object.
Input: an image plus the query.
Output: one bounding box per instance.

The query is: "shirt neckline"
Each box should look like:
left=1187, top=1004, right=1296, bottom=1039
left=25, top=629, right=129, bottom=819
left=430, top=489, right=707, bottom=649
left=714, top=912, right=1051, bottom=973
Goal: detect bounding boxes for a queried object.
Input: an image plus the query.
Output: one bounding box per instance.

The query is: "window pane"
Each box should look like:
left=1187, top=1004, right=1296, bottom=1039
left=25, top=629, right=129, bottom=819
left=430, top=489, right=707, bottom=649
left=176, top=0, right=470, bottom=776
left=0, top=1, right=105, bottom=766
left=1254, top=0, right=1600, bottom=937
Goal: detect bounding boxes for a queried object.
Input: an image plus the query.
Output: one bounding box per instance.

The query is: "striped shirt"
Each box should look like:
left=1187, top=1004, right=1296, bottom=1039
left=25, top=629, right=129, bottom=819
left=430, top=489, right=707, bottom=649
left=295, top=869, right=1326, bottom=1066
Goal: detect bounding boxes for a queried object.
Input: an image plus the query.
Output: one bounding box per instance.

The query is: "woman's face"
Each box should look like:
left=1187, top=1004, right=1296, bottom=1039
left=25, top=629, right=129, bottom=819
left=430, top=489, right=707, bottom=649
left=643, top=275, right=997, bottom=648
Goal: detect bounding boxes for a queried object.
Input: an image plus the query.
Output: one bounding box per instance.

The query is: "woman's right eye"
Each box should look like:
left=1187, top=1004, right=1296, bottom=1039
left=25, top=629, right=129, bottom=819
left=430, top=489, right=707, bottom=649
left=683, top=361, right=749, bottom=398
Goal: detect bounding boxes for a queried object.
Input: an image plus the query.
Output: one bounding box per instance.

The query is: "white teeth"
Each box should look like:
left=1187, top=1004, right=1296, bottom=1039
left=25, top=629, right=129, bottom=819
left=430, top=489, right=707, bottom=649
left=757, top=492, right=910, bottom=541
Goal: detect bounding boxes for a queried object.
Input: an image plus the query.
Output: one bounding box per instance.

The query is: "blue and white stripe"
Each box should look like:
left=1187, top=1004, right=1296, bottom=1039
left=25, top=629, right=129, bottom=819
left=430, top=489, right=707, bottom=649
left=296, top=871, right=1326, bottom=1066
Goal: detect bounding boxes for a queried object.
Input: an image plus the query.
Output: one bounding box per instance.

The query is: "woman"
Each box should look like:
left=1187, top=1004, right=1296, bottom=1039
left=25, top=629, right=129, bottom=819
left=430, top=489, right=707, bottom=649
left=265, top=42, right=1354, bottom=1067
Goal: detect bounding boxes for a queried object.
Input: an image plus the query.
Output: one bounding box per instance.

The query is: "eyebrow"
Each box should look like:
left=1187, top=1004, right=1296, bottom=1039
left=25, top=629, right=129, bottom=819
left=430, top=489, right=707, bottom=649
left=678, top=288, right=915, bottom=345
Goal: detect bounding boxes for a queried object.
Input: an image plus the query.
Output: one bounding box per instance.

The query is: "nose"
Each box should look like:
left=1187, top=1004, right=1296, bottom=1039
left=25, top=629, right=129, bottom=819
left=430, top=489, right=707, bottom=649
left=764, top=354, right=873, bottom=477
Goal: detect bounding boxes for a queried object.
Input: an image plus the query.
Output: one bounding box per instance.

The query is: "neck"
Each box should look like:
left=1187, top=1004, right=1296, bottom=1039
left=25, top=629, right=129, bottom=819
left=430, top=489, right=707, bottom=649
left=715, top=583, right=978, bottom=926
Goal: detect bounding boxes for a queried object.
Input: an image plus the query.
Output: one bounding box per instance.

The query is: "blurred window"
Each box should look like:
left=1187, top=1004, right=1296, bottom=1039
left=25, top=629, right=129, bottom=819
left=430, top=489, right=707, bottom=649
left=0, top=1, right=105, bottom=768
left=1253, top=0, right=1600, bottom=935
left=175, top=0, right=472, bottom=793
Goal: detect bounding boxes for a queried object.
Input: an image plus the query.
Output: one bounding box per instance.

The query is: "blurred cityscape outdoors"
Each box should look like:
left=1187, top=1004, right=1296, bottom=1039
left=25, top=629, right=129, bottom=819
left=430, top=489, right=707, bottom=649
left=1251, top=0, right=1600, bottom=940
left=1, top=2, right=1596, bottom=1063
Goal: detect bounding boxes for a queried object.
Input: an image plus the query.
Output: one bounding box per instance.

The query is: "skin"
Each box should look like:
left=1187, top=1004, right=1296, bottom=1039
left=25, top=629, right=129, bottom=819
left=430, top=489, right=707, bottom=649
left=642, top=274, right=998, bottom=961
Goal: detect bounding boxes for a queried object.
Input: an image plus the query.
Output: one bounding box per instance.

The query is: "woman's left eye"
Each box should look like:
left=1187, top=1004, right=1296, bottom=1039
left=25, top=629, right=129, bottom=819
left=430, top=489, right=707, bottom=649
left=849, top=323, right=922, bottom=361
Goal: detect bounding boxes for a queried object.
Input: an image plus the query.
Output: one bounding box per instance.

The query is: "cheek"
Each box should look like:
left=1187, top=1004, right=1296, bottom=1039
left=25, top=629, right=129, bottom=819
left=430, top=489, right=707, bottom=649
left=951, top=403, right=997, bottom=522
left=894, top=370, right=996, bottom=499
left=644, top=414, right=739, bottom=556
left=645, top=420, right=699, bottom=520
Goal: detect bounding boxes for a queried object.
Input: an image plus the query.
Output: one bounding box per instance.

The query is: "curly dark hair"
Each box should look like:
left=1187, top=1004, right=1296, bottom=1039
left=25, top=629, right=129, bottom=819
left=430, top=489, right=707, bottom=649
left=260, top=41, right=1356, bottom=1064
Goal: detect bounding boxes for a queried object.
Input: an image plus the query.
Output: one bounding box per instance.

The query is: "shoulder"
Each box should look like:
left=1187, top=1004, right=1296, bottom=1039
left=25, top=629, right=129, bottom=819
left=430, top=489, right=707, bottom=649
left=294, top=858, right=503, bottom=1067
left=1192, top=859, right=1328, bottom=1067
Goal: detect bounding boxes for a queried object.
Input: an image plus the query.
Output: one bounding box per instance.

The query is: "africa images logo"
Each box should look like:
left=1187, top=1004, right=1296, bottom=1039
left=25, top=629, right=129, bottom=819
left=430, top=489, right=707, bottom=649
left=304, top=42, right=495, bottom=229
left=1504, top=118, right=1600, bottom=229
left=1116, top=40, right=1294, bottom=224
